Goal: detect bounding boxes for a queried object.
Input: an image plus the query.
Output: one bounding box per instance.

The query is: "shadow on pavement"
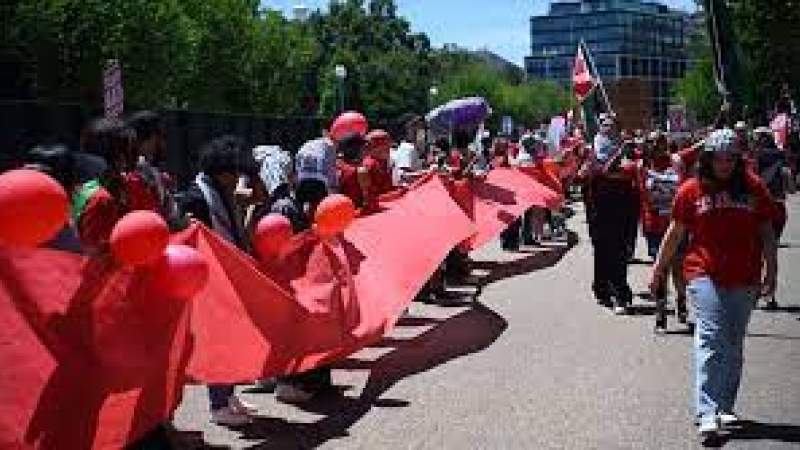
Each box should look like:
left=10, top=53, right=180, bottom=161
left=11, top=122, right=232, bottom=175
left=232, top=303, right=508, bottom=449
left=746, top=333, right=800, bottom=341
left=469, top=230, right=579, bottom=288
left=759, top=304, right=800, bottom=314
left=702, top=421, right=800, bottom=448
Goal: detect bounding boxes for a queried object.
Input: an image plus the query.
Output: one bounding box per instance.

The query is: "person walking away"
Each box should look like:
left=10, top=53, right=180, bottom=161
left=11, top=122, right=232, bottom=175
left=649, top=128, right=778, bottom=442
left=752, top=127, right=789, bottom=310
left=179, top=135, right=260, bottom=426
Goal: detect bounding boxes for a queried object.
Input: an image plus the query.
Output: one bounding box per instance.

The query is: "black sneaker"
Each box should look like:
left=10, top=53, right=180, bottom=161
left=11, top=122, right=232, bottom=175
left=676, top=302, right=688, bottom=324
left=765, top=298, right=779, bottom=311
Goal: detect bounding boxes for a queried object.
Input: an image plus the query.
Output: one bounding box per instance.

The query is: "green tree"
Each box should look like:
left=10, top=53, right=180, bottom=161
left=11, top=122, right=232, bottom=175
left=673, top=27, right=722, bottom=124
left=730, top=0, right=800, bottom=114
left=11, top=0, right=197, bottom=109
left=307, top=0, right=434, bottom=120
left=434, top=51, right=571, bottom=128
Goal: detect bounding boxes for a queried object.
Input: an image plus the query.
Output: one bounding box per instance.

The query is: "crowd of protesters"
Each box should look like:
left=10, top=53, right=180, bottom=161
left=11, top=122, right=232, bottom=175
left=2, top=92, right=797, bottom=443
left=579, top=98, right=796, bottom=442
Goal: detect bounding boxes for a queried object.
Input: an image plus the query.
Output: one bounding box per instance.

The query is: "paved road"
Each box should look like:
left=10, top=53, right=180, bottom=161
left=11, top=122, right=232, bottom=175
left=170, top=196, right=800, bottom=449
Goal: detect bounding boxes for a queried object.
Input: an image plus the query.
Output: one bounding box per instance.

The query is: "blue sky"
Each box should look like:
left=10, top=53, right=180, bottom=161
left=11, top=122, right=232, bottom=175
left=261, top=1, right=696, bottom=66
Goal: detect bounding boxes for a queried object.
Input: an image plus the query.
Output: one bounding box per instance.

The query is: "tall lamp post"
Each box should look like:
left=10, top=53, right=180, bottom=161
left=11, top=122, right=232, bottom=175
left=334, top=65, right=347, bottom=113
left=428, top=86, right=438, bottom=110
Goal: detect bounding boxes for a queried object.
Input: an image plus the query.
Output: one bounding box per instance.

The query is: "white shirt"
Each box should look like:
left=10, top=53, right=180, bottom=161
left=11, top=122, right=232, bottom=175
left=391, top=141, right=422, bottom=185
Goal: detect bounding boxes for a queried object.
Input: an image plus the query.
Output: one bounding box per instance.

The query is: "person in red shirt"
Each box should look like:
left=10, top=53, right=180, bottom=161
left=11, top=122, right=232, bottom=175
left=75, top=117, right=132, bottom=252
left=649, top=128, right=778, bottom=441
left=334, top=131, right=368, bottom=208
left=124, top=111, right=183, bottom=228
left=363, top=129, right=395, bottom=206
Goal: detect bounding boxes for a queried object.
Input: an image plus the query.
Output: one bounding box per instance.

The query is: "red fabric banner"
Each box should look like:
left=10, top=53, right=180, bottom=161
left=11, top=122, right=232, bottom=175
left=446, top=169, right=560, bottom=252
left=185, top=174, right=475, bottom=382
left=0, top=246, right=192, bottom=450
left=0, top=168, right=551, bottom=448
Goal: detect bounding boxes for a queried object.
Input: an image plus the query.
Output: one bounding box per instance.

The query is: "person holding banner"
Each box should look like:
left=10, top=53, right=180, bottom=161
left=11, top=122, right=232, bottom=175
left=650, top=128, right=778, bottom=441
left=125, top=111, right=184, bottom=229
left=179, top=135, right=260, bottom=426
left=752, top=127, right=790, bottom=310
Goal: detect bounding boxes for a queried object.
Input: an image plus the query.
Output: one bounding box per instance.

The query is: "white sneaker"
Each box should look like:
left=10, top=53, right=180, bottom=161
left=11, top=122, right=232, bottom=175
left=613, top=305, right=628, bottom=315
left=719, top=412, right=741, bottom=427
left=275, top=382, right=314, bottom=404
left=211, top=406, right=252, bottom=426
left=698, top=415, right=721, bottom=437
left=229, top=395, right=258, bottom=415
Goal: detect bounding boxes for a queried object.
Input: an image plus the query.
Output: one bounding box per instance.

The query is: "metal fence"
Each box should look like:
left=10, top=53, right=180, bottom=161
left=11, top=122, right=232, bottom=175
left=0, top=100, right=325, bottom=186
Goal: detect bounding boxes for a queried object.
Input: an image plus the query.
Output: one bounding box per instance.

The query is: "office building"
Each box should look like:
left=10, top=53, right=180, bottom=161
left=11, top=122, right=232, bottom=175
left=526, top=0, right=692, bottom=128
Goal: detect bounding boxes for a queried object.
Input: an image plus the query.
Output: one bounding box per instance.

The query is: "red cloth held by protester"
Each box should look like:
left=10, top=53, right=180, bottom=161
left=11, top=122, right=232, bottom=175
left=362, top=155, right=394, bottom=198
left=77, top=187, right=120, bottom=250
left=672, top=174, right=774, bottom=287
left=185, top=175, right=475, bottom=383
left=0, top=246, right=192, bottom=450
left=336, top=160, right=364, bottom=207
left=123, top=172, right=172, bottom=212
left=446, top=169, right=560, bottom=251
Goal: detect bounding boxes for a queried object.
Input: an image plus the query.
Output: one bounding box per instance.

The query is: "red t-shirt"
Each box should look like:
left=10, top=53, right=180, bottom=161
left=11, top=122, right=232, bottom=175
left=672, top=174, right=773, bottom=287
left=123, top=171, right=174, bottom=212
left=78, top=187, right=119, bottom=250
left=362, top=155, right=394, bottom=197
left=336, top=160, right=364, bottom=207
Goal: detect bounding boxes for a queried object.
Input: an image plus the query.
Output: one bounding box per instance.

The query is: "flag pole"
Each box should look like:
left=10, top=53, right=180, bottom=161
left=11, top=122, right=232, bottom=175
left=580, top=40, right=614, bottom=117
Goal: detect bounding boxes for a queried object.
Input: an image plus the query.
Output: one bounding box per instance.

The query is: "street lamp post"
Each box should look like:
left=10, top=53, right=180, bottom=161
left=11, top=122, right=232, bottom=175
left=428, top=86, right=438, bottom=110
left=334, top=65, right=347, bottom=113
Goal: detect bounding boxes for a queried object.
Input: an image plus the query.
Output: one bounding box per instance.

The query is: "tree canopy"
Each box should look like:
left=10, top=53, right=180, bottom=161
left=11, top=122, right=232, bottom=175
left=674, top=0, right=800, bottom=124
left=3, top=0, right=570, bottom=125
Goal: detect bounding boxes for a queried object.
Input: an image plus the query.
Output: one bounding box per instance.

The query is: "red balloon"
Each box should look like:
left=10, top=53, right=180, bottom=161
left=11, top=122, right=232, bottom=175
left=254, top=214, right=293, bottom=260
left=150, top=244, right=209, bottom=300
left=110, top=211, right=169, bottom=266
left=314, top=194, right=356, bottom=238
left=0, top=169, right=68, bottom=247
left=330, top=111, right=368, bottom=142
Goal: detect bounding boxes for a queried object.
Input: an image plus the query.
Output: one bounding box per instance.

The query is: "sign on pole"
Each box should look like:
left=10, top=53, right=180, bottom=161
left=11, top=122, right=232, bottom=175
left=667, top=104, right=687, bottom=132
left=103, top=59, right=124, bottom=119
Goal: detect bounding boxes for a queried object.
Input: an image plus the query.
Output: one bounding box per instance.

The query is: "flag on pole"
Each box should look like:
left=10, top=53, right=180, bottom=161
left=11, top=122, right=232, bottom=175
left=572, top=45, right=597, bottom=104
left=703, top=0, right=746, bottom=114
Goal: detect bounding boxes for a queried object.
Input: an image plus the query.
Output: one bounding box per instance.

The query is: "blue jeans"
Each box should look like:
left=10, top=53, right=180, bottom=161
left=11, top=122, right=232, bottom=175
left=688, top=277, right=756, bottom=420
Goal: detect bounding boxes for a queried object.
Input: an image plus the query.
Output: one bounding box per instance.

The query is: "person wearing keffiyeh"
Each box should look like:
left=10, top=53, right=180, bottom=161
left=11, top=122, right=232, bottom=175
left=178, top=135, right=259, bottom=427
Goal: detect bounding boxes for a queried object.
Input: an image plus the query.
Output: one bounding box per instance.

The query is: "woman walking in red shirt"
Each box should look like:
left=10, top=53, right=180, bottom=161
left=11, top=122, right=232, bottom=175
left=649, top=128, right=778, bottom=442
